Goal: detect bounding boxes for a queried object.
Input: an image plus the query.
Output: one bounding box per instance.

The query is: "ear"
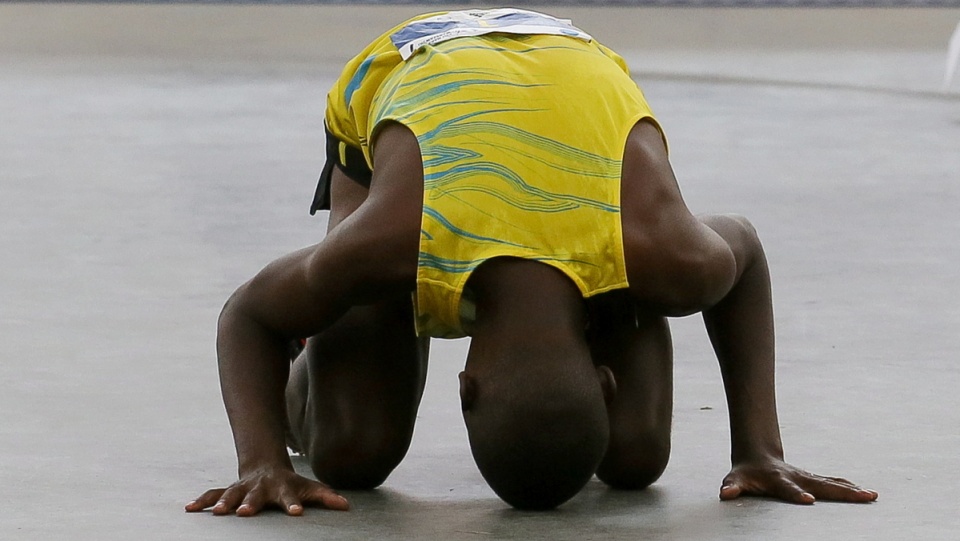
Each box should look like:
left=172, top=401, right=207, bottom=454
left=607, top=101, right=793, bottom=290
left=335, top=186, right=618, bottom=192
left=596, top=365, right=617, bottom=406
left=459, top=371, right=477, bottom=412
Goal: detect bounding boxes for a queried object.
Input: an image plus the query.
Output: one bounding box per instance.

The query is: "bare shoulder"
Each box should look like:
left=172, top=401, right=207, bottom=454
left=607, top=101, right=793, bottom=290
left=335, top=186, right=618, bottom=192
left=315, top=120, right=423, bottom=297
left=368, top=121, right=423, bottom=203
left=619, top=119, right=686, bottom=228
left=619, top=120, right=736, bottom=316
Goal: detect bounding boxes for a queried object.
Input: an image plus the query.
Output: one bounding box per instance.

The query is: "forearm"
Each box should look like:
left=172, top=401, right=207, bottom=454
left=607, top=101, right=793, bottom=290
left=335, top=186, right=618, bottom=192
left=187, top=289, right=354, bottom=515
left=217, top=291, right=295, bottom=475
left=700, top=215, right=784, bottom=464
left=215, top=245, right=356, bottom=474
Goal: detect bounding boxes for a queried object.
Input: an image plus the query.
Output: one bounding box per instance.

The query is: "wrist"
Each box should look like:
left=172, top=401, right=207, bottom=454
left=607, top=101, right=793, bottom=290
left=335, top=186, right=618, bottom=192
left=238, top=449, right=293, bottom=477
left=731, top=442, right=784, bottom=465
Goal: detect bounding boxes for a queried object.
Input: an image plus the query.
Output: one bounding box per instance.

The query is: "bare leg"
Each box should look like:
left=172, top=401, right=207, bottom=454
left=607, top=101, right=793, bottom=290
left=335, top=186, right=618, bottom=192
left=286, top=135, right=430, bottom=489
left=289, top=297, right=428, bottom=489
left=588, top=292, right=673, bottom=489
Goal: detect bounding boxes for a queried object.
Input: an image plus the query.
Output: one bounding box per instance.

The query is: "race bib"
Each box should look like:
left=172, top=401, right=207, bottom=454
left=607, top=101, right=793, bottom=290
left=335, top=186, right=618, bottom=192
left=390, top=9, right=592, bottom=60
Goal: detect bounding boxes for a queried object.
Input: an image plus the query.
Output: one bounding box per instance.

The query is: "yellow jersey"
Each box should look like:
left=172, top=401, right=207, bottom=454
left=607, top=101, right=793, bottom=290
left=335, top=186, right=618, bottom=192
left=325, top=10, right=663, bottom=338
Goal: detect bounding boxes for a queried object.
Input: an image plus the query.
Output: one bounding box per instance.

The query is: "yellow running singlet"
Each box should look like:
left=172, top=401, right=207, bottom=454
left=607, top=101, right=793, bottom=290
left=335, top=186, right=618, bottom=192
left=325, top=10, right=664, bottom=338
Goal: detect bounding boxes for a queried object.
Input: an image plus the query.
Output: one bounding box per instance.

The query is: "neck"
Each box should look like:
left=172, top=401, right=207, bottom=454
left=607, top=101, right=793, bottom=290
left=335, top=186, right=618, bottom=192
left=468, top=258, right=586, bottom=338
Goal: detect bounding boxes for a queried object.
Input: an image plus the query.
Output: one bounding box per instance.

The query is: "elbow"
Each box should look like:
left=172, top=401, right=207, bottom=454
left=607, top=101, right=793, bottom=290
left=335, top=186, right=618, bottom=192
left=638, top=226, right=742, bottom=317
left=628, top=213, right=761, bottom=317
left=694, top=241, right=738, bottom=311
left=217, top=281, right=256, bottom=337
left=683, top=213, right=763, bottom=312
left=217, top=287, right=240, bottom=341
left=665, top=241, right=737, bottom=316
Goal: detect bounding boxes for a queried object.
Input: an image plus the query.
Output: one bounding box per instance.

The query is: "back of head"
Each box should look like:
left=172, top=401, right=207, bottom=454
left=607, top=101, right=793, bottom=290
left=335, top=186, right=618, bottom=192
left=462, top=361, right=609, bottom=510
left=460, top=258, right=611, bottom=510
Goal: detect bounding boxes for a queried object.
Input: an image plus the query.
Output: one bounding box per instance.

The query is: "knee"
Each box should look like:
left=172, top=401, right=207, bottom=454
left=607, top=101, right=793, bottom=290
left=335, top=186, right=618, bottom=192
left=307, top=423, right=414, bottom=490
left=596, top=431, right=671, bottom=490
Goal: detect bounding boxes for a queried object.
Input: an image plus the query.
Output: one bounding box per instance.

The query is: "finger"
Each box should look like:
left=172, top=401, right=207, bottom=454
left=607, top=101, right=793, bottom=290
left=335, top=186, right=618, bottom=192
left=185, top=488, right=225, bottom=512
left=212, top=486, right=245, bottom=516
left=236, top=486, right=267, bottom=517
left=822, top=475, right=857, bottom=486
left=277, top=485, right=304, bottom=516
left=800, top=477, right=878, bottom=503
left=320, top=490, right=350, bottom=511
left=719, top=482, right=743, bottom=501
left=813, top=475, right=865, bottom=492
left=719, top=470, right=747, bottom=501
left=770, top=476, right=815, bottom=505
left=836, top=483, right=879, bottom=501
left=805, top=473, right=879, bottom=501
left=302, top=485, right=350, bottom=511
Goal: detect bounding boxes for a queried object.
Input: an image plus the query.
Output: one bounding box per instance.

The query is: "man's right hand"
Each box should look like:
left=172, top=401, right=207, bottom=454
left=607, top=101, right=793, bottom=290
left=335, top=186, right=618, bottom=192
left=185, top=466, right=349, bottom=517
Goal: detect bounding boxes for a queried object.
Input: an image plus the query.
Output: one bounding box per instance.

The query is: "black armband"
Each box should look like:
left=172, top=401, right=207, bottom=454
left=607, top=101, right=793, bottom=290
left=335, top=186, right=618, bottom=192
left=309, top=126, right=373, bottom=215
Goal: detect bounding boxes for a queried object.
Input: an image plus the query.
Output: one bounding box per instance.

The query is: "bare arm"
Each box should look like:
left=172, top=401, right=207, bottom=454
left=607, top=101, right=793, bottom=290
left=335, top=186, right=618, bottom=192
left=616, top=120, right=875, bottom=504
left=186, top=241, right=359, bottom=516
left=220, top=247, right=351, bottom=466
left=187, top=197, right=417, bottom=516
left=186, top=123, right=423, bottom=517
left=698, top=214, right=877, bottom=504
left=699, top=215, right=783, bottom=464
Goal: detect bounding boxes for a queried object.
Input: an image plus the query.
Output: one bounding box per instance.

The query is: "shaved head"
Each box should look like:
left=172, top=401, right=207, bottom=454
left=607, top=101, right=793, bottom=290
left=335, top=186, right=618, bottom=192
left=459, top=258, right=614, bottom=509
left=461, top=355, right=609, bottom=509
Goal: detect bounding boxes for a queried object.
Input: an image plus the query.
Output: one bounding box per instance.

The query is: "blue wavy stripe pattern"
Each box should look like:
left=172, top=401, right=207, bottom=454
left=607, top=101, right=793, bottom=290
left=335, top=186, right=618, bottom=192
left=370, top=38, right=623, bottom=278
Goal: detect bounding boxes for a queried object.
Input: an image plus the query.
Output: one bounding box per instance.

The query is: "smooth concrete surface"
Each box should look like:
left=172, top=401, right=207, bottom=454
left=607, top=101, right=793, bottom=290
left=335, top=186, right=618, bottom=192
left=2, top=4, right=959, bottom=540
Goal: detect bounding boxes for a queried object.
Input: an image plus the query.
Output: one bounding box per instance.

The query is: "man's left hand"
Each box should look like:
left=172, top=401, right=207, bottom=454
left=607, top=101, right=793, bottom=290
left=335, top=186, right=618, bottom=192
left=719, top=458, right=878, bottom=504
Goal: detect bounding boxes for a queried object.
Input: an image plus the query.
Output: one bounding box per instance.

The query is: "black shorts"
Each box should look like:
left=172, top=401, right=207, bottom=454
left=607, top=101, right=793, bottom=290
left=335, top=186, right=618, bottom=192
left=309, top=126, right=373, bottom=215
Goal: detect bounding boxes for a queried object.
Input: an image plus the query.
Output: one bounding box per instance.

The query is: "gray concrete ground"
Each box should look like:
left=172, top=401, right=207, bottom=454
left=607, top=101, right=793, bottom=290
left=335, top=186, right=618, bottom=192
left=2, top=4, right=959, bottom=540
